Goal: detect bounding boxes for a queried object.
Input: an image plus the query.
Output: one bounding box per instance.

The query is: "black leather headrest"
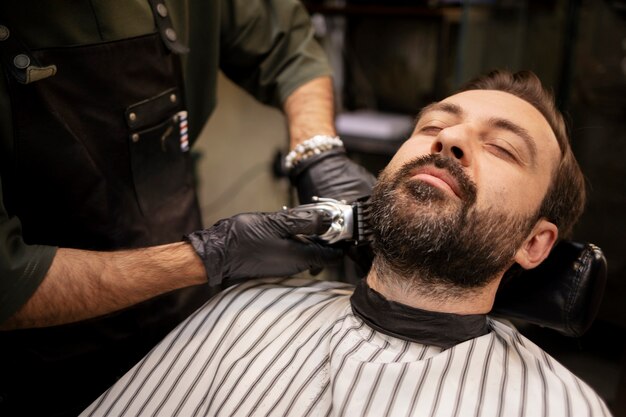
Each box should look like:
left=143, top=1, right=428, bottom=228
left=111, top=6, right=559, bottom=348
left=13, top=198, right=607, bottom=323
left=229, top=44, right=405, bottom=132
left=492, top=241, right=607, bottom=337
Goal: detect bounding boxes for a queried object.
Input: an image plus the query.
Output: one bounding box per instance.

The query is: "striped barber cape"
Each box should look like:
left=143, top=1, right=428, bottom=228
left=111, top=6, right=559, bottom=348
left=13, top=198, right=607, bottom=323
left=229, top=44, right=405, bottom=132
left=81, top=277, right=611, bottom=417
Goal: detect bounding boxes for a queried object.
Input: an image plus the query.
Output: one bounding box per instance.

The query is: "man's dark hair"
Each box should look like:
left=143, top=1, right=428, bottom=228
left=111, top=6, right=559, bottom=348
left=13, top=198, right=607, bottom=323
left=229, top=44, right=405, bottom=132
left=459, top=69, right=586, bottom=238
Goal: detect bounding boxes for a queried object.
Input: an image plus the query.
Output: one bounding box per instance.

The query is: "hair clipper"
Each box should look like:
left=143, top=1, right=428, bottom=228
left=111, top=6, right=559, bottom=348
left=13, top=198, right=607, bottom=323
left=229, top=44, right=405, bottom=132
left=285, top=196, right=373, bottom=245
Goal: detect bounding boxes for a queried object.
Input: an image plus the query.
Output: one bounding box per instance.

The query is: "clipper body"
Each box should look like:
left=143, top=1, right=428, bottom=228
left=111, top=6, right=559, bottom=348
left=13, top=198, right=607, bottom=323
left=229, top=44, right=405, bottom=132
left=288, top=197, right=354, bottom=244
left=287, top=196, right=372, bottom=245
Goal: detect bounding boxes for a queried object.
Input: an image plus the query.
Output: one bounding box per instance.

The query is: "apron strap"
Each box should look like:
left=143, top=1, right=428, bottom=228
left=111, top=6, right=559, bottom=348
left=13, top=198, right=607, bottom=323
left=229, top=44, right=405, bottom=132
left=147, top=0, right=190, bottom=54
left=0, top=24, right=57, bottom=84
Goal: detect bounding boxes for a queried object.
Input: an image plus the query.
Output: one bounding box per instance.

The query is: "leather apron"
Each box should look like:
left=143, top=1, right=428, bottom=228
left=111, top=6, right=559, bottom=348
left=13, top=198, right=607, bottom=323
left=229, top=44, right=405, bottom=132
left=0, top=8, right=210, bottom=417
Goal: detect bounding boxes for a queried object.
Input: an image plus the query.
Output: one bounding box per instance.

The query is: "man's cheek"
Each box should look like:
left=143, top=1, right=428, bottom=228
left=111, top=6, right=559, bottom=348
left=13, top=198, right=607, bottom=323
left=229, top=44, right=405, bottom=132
left=388, top=143, right=429, bottom=172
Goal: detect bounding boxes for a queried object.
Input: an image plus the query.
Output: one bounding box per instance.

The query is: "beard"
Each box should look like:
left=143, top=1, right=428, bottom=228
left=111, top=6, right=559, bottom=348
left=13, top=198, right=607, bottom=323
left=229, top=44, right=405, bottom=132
left=369, top=154, right=537, bottom=296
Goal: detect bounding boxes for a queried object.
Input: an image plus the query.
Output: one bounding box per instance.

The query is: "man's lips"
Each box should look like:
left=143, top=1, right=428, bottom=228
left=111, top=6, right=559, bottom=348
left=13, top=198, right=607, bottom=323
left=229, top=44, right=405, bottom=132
left=410, top=166, right=462, bottom=198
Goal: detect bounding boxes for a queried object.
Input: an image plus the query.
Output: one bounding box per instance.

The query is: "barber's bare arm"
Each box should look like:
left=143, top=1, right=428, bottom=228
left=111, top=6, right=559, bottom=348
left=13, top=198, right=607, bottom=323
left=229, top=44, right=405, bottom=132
left=1, top=210, right=339, bottom=330
left=0, top=243, right=205, bottom=330
left=284, top=76, right=337, bottom=147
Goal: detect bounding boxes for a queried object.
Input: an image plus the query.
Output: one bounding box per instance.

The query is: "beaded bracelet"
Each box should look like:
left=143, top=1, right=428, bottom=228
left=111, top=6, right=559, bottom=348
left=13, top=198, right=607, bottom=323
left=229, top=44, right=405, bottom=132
left=284, top=135, right=344, bottom=170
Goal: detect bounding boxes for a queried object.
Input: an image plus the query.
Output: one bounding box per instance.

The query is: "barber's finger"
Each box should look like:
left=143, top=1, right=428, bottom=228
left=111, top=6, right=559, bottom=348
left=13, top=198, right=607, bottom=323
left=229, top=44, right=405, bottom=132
left=270, top=209, right=332, bottom=236
left=299, top=241, right=343, bottom=266
left=309, top=266, right=324, bottom=276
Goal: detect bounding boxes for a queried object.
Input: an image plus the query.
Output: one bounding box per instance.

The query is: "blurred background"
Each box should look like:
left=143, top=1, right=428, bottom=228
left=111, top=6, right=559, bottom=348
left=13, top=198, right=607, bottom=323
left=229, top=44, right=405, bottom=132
left=192, top=0, right=625, bottom=414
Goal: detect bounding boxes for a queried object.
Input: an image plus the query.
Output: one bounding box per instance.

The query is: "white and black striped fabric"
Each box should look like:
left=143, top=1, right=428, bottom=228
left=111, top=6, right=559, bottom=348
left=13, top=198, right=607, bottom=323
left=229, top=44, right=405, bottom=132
left=81, top=277, right=611, bottom=417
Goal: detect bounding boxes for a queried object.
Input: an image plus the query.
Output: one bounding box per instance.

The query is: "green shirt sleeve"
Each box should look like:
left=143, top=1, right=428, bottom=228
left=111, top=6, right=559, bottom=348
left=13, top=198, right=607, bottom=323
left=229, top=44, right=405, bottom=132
left=219, top=0, right=332, bottom=107
left=0, top=177, right=57, bottom=323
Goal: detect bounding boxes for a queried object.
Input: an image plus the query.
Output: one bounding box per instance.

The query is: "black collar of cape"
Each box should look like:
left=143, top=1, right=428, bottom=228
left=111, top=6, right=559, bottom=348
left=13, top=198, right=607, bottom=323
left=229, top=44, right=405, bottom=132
left=350, top=279, right=489, bottom=349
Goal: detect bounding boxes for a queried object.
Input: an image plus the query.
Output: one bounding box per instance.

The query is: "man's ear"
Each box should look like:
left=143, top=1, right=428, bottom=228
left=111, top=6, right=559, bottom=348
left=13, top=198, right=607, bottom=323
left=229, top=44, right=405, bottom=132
left=514, top=219, right=558, bottom=270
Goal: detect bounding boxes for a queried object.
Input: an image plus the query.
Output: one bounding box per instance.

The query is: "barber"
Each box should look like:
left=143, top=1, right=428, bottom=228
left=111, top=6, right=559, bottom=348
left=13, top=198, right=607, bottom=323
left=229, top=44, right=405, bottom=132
left=0, top=0, right=374, bottom=416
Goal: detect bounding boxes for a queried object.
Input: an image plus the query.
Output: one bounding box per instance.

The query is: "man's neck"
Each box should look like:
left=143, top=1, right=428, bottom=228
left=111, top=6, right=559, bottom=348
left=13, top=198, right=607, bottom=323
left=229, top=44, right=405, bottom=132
left=366, top=267, right=502, bottom=315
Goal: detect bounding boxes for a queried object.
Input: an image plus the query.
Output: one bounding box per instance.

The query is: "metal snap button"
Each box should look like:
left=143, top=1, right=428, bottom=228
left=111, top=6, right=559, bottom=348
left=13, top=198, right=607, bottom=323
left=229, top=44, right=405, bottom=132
left=165, top=28, right=177, bottom=42
left=156, top=3, right=168, bottom=18
left=170, top=94, right=177, bottom=103
left=131, top=133, right=140, bottom=142
left=13, top=54, right=30, bottom=69
left=129, top=112, right=137, bottom=122
left=0, top=25, right=9, bottom=41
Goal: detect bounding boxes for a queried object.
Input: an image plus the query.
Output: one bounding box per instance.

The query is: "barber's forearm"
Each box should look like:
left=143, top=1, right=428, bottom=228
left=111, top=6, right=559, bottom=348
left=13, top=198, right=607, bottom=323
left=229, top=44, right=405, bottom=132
left=0, top=243, right=206, bottom=330
left=284, top=76, right=336, bottom=148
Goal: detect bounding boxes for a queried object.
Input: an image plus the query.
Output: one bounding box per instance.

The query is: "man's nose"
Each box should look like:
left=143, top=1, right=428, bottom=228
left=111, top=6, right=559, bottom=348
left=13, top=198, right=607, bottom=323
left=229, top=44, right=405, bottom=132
left=429, top=125, right=473, bottom=166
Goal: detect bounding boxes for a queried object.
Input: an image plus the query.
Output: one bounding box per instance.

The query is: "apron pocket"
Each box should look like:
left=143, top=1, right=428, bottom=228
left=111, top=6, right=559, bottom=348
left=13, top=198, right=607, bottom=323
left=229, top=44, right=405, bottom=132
left=129, top=114, right=191, bottom=215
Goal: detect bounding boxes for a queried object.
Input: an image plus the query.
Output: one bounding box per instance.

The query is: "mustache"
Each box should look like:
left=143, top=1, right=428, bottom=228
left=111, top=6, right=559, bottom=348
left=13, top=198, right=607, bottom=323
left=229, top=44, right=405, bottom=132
left=393, top=154, right=477, bottom=203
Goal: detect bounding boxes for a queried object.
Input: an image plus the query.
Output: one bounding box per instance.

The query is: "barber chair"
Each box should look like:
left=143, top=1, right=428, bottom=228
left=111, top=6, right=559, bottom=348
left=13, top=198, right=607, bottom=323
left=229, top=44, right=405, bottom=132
left=492, top=240, right=607, bottom=338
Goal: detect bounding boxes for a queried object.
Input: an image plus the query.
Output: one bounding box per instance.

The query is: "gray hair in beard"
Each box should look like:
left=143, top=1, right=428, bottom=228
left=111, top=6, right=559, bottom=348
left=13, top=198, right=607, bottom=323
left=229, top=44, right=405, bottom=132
left=370, top=154, right=539, bottom=299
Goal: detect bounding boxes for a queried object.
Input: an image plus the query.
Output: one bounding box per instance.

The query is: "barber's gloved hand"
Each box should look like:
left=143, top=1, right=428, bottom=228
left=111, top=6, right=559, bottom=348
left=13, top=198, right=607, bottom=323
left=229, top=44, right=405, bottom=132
left=184, top=210, right=341, bottom=286
left=291, top=149, right=377, bottom=204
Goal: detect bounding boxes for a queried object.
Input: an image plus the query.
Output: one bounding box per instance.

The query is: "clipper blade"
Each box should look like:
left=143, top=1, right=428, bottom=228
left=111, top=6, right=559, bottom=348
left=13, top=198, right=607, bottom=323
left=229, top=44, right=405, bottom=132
left=352, top=197, right=373, bottom=246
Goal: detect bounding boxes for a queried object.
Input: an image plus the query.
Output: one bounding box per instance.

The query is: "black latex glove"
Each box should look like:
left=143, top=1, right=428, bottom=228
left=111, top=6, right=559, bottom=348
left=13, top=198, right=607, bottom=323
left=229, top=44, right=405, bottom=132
left=184, top=210, right=342, bottom=286
left=291, top=149, right=377, bottom=204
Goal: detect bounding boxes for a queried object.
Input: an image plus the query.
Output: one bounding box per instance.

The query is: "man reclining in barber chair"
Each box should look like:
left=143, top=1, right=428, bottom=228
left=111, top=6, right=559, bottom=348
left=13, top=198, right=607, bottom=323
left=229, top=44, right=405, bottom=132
left=81, top=70, right=610, bottom=417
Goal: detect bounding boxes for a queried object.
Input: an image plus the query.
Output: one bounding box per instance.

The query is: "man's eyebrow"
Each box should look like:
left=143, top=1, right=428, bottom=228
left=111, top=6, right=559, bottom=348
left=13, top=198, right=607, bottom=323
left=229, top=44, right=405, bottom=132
left=488, top=117, right=538, bottom=163
left=415, top=102, right=464, bottom=123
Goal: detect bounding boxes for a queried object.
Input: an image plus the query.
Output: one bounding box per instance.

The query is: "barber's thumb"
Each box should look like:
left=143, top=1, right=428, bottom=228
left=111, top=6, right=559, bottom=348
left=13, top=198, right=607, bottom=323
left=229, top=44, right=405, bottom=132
left=271, top=209, right=332, bottom=236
